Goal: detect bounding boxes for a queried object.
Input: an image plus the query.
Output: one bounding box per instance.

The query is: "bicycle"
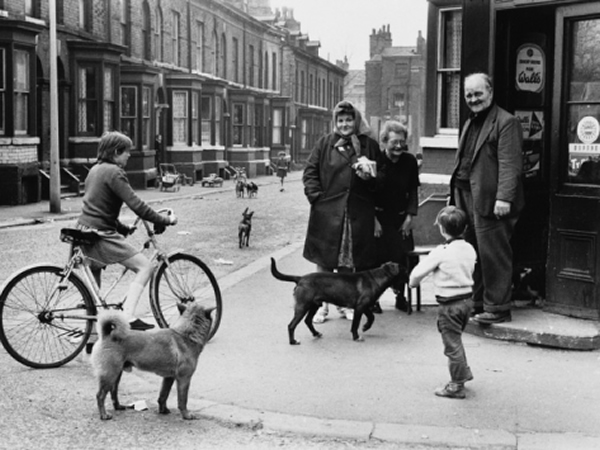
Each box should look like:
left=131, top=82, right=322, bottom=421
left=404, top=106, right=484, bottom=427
left=0, top=208, right=222, bottom=369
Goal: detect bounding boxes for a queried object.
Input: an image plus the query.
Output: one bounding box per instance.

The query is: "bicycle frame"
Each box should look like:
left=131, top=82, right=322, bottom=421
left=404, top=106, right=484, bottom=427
left=56, top=209, right=177, bottom=321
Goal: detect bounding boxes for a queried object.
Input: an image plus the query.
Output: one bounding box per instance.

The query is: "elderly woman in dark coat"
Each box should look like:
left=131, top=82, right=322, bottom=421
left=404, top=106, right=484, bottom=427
left=303, top=100, right=381, bottom=323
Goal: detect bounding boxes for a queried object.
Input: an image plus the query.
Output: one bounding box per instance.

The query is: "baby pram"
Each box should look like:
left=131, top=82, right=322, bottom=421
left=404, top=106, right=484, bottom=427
left=156, top=164, right=182, bottom=192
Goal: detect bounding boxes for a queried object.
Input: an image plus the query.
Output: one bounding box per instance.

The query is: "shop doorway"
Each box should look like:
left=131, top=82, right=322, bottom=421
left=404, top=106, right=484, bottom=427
left=547, top=3, right=600, bottom=320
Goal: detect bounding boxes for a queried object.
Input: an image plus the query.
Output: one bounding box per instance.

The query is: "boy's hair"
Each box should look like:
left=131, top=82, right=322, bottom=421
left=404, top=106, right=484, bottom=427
left=97, top=131, right=133, bottom=162
left=435, top=206, right=468, bottom=238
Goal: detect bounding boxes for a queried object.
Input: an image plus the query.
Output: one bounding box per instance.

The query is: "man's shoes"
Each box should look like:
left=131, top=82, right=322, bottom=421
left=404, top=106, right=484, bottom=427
left=343, top=309, right=354, bottom=321
left=470, top=307, right=484, bottom=317
left=472, top=311, right=512, bottom=324
left=434, top=383, right=466, bottom=399
left=372, top=301, right=383, bottom=314
left=129, top=318, right=155, bottom=331
left=395, top=295, right=408, bottom=312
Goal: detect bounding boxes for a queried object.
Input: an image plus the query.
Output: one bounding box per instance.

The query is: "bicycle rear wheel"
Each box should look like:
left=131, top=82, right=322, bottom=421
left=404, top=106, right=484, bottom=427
left=0, top=265, right=96, bottom=368
left=150, top=253, right=222, bottom=340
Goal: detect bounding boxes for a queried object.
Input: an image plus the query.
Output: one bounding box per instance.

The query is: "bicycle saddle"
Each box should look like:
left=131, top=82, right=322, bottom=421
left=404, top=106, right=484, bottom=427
left=60, top=228, right=100, bottom=246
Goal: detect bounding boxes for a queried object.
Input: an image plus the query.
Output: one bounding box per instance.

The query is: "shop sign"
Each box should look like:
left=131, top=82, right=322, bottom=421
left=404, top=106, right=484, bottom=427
left=515, top=44, right=545, bottom=93
left=576, top=116, right=600, bottom=144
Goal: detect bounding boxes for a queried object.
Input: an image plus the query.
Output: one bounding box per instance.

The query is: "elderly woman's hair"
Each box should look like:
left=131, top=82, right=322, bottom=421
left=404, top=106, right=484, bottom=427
left=435, top=205, right=468, bottom=238
left=380, top=120, right=408, bottom=143
left=97, top=131, right=133, bottom=162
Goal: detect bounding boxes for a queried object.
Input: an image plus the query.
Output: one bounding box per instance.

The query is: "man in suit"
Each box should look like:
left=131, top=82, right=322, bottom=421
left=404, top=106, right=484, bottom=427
left=450, top=72, right=524, bottom=324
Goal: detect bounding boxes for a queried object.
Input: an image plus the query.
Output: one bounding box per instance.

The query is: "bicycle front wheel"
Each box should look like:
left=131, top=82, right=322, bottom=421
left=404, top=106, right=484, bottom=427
left=150, top=253, right=222, bottom=340
left=0, top=265, right=96, bottom=368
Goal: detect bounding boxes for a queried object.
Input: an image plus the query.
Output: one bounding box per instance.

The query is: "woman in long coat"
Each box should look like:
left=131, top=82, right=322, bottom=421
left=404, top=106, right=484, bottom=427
left=303, top=101, right=381, bottom=322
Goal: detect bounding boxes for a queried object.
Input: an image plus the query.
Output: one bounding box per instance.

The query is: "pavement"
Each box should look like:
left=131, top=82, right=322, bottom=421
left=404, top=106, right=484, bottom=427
left=2, top=171, right=600, bottom=449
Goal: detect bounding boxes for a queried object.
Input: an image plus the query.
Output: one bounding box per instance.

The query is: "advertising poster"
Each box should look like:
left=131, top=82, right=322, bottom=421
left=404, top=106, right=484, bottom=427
left=515, top=110, right=543, bottom=179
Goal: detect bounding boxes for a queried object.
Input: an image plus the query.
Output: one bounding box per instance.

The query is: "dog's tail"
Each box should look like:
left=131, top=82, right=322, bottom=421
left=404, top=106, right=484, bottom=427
left=96, top=311, right=130, bottom=342
left=270, top=257, right=301, bottom=284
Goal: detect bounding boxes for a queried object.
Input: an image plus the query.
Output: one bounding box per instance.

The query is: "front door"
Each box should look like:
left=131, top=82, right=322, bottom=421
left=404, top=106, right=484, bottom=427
left=548, top=3, right=600, bottom=320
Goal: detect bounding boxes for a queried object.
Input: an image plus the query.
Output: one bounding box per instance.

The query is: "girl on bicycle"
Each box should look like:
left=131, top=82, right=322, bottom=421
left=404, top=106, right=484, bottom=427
left=77, top=131, right=177, bottom=331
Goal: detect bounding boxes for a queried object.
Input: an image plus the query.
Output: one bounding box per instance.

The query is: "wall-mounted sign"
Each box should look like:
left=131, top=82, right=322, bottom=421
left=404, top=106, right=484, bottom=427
left=576, top=116, right=600, bottom=144
left=515, top=44, right=545, bottom=93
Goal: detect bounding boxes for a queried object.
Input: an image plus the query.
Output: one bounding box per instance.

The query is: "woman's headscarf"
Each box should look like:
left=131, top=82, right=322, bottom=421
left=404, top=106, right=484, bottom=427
left=332, top=101, right=374, bottom=157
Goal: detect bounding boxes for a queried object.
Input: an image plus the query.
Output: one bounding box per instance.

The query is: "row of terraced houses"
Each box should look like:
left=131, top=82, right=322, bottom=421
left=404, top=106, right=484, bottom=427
left=0, top=0, right=347, bottom=204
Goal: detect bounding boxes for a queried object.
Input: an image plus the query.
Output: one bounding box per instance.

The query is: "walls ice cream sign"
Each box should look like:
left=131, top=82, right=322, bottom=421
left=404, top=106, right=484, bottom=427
left=516, top=44, right=545, bottom=93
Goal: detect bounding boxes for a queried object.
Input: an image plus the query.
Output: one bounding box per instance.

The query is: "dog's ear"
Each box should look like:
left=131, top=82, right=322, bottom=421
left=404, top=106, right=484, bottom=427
left=249, top=211, right=254, bottom=217
left=176, top=301, right=187, bottom=314
left=243, top=207, right=248, bottom=215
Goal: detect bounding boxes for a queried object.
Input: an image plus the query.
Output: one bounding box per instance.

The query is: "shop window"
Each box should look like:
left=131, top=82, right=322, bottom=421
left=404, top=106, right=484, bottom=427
left=567, top=18, right=600, bottom=185
left=0, top=49, right=5, bottom=135
left=142, top=87, right=151, bottom=148
left=154, top=6, right=163, bottom=61
left=233, top=103, right=244, bottom=145
left=437, top=8, right=462, bottom=132
left=173, top=90, right=188, bottom=144
left=272, top=108, right=283, bottom=145
left=121, top=86, right=137, bottom=144
left=201, top=95, right=212, bottom=145
left=192, top=91, right=199, bottom=145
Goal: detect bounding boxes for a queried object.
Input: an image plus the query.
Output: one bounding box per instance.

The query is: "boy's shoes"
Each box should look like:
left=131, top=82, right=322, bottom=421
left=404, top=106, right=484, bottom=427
left=473, top=311, right=512, bottom=324
left=129, top=318, right=155, bottom=331
left=372, top=301, right=383, bottom=314
left=395, top=294, right=408, bottom=312
left=434, top=383, right=466, bottom=399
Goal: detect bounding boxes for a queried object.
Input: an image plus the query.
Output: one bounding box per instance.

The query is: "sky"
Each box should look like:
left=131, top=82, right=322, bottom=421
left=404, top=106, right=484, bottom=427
left=269, top=0, right=429, bottom=70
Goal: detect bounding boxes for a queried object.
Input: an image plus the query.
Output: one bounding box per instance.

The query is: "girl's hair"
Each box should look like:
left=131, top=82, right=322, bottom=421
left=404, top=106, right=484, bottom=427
left=435, top=205, right=468, bottom=238
left=379, top=120, right=407, bottom=143
left=97, top=131, right=133, bottom=162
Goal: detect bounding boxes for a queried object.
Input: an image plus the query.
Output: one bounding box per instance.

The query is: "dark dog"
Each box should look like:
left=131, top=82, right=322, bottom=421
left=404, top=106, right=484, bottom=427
left=246, top=181, right=258, bottom=198
left=238, top=207, right=254, bottom=248
left=90, top=302, right=214, bottom=420
left=270, top=258, right=403, bottom=344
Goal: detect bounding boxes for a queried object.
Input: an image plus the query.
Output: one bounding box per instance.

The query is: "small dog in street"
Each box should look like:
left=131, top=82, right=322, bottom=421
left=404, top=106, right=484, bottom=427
left=238, top=207, right=254, bottom=248
left=90, top=302, right=214, bottom=421
left=270, top=258, right=403, bottom=344
left=246, top=181, right=258, bottom=198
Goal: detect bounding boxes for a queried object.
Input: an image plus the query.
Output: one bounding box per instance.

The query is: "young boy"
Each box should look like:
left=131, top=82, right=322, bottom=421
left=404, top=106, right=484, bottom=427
left=408, top=206, right=476, bottom=399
